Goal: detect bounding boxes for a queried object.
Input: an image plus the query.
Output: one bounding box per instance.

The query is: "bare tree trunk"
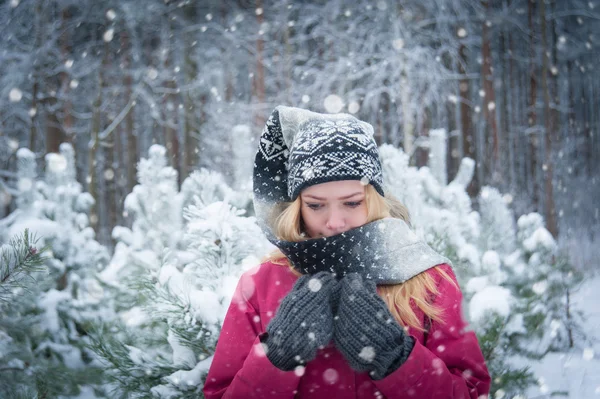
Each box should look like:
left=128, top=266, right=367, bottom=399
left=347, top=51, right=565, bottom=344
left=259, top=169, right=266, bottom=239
left=88, top=42, right=109, bottom=232
left=481, top=0, right=499, bottom=184
left=60, top=8, right=73, bottom=143
left=254, top=0, right=266, bottom=128
left=121, top=29, right=137, bottom=192
left=45, top=103, right=63, bottom=154
left=458, top=44, right=477, bottom=197
left=164, top=20, right=181, bottom=185
left=528, top=0, right=539, bottom=210
left=283, top=0, right=293, bottom=103
left=499, top=17, right=511, bottom=190
left=401, top=73, right=414, bottom=158
left=104, top=133, right=117, bottom=244
left=415, top=107, right=430, bottom=168
left=30, top=1, right=43, bottom=151
left=504, top=1, right=516, bottom=192
left=539, top=0, right=558, bottom=237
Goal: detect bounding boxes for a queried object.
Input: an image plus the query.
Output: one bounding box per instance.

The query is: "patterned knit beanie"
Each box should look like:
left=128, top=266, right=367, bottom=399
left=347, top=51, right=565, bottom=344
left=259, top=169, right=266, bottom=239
left=253, top=105, right=384, bottom=238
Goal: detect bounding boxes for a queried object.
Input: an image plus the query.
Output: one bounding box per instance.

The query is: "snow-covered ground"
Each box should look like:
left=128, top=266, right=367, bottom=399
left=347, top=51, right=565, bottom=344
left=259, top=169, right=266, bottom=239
left=523, top=273, right=600, bottom=398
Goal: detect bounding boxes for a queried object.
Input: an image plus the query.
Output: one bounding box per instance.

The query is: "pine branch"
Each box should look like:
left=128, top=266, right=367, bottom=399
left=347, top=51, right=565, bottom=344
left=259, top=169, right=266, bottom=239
left=0, top=229, right=49, bottom=303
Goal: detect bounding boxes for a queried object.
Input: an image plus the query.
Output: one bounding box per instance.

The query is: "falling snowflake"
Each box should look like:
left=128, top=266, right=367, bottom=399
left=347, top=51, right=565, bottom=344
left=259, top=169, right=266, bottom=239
left=294, top=365, right=305, bottom=377
left=392, top=38, right=405, bottom=50
left=308, top=278, right=323, bottom=292
left=103, top=28, right=114, bottom=42
left=324, top=95, right=344, bottom=113
left=147, top=68, right=158, bottom=80
left=104, top=169, right=115, bottom=181
left=323, top=368, right=339, bottom=384
left=106, top=9, right=116, bottom=20
left=358, top=346, right=375, bottom=362
left=9, top=88, right=22, bottom=102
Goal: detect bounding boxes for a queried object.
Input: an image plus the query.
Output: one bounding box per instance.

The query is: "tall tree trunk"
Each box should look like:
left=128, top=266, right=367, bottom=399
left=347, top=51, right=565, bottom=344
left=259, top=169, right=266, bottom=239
left=539, top=0, right=558, bottom=237
left=60, top=8, right=73, bottom=143
left=481, top=0, right=499, bottom=184
left=88, top=42, right=109, bottom=232
left=504, top=0, right=516, bottom=192
left=104, top=133, right=117, bottom=244
left=254, top=0, right=266, bottom=128
left=30, top=0, right=43, bottom=151
left=415, top=106, right=430, bottom=168
left=458, top=44, right=477, bottom=197
left=164, top=20, right=181, bottom=185
left=528, top=0, right=539, bottom=210
left=499, top=17, right=511, bottom=190
left=401, top=72, right=414, bottom=159
left=121, top=29, right=137, bottom=193
left=44, top=2, right=64, bottom=154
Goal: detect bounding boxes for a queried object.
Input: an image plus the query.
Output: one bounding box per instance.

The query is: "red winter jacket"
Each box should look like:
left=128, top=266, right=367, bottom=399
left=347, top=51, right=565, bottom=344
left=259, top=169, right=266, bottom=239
left=203, top=262, right=490, bottom=399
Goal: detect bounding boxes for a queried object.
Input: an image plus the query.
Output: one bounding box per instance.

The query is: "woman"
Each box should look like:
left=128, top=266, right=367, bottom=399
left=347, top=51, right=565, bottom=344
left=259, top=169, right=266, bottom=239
left=203, top=106, right=491, bottom=398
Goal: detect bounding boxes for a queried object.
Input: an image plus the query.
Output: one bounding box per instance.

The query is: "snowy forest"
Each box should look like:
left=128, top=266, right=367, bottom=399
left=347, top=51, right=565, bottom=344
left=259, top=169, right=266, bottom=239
left=0, top=0, right=599, bottom=398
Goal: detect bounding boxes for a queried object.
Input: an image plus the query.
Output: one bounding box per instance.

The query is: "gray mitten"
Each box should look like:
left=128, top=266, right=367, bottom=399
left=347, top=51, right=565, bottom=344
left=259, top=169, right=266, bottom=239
left=334, top=273, right=415, bottom=380
left=261, top=271, right=338, bottom=371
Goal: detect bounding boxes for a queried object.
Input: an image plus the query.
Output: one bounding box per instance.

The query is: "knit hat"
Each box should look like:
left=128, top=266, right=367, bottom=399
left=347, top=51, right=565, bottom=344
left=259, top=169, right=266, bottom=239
left=253, top=106, right=383, bottom=235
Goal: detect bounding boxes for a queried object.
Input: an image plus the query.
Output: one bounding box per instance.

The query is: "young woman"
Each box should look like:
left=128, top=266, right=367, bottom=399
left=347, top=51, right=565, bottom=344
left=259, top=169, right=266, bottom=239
left=203, top=106, right=491, bottom=398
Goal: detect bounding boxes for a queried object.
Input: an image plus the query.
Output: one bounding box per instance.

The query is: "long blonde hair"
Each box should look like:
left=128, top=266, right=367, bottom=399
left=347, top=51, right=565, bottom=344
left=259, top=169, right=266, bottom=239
left=265, top=185, right=453, bottom=331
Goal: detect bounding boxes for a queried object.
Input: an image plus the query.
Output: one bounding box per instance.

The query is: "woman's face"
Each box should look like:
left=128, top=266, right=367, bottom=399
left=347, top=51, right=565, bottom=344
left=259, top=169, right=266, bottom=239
left=300, top=180, right=368, bottom=238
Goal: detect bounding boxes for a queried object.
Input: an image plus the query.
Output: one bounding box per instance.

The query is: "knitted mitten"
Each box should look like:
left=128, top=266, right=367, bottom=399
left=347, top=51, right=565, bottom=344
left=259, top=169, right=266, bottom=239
left=262, top=271, right=338, bottom=371
left=334, top=273, right=415, bottom=380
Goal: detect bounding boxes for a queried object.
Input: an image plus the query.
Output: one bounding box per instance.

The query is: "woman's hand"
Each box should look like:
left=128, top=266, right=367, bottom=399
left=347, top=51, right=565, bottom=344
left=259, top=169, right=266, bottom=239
left=334, top=273, right=414, bottom=380
left=261, top=271, right=339, bottom=371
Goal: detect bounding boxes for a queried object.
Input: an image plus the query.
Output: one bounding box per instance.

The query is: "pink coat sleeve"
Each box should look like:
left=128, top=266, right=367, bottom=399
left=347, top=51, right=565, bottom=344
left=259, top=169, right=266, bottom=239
left=202, top=272, right=301, bottom=399
left=373, top=264, right=491, bottom=398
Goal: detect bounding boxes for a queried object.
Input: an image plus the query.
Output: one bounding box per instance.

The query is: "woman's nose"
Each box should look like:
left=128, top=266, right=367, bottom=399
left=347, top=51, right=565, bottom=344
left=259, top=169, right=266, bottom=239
left=325, top=209, right=345, bottom=230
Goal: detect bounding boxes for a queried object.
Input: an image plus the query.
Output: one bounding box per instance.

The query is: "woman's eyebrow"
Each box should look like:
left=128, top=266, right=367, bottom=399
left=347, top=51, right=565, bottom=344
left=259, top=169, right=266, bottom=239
left=303, top=192, right=364, bottom=201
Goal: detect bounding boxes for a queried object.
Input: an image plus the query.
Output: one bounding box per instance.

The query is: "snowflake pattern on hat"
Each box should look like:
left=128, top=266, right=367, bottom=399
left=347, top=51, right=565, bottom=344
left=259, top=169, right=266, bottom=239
left=287, top=119, right=383, bottom=199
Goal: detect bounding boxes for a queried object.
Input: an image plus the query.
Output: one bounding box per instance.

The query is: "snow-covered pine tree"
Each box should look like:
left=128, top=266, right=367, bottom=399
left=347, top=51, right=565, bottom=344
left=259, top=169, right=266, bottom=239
left=380, top=143, right=545, bottom=396
left=98, top=144, right=186, bottom=313
left=379, top=144, right=480, bottom=283
left=0, top=143, right=111, bottom=398
left=0, top=230, right=50, bottom=397
left=91, top=146, right=268, bottom=398
left=506, top=213, right=585, bottom=357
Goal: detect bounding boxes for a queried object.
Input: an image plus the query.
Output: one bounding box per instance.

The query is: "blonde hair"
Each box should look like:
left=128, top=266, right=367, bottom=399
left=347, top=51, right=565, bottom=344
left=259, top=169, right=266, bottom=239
left=265, top=184, right=454, bottom=331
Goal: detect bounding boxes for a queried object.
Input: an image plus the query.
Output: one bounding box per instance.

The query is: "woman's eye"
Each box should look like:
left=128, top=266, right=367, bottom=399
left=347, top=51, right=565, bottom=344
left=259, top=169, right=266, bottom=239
left=345, top=201, right=363, bottom=208
left=306, top=203, right=322, bottom=210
